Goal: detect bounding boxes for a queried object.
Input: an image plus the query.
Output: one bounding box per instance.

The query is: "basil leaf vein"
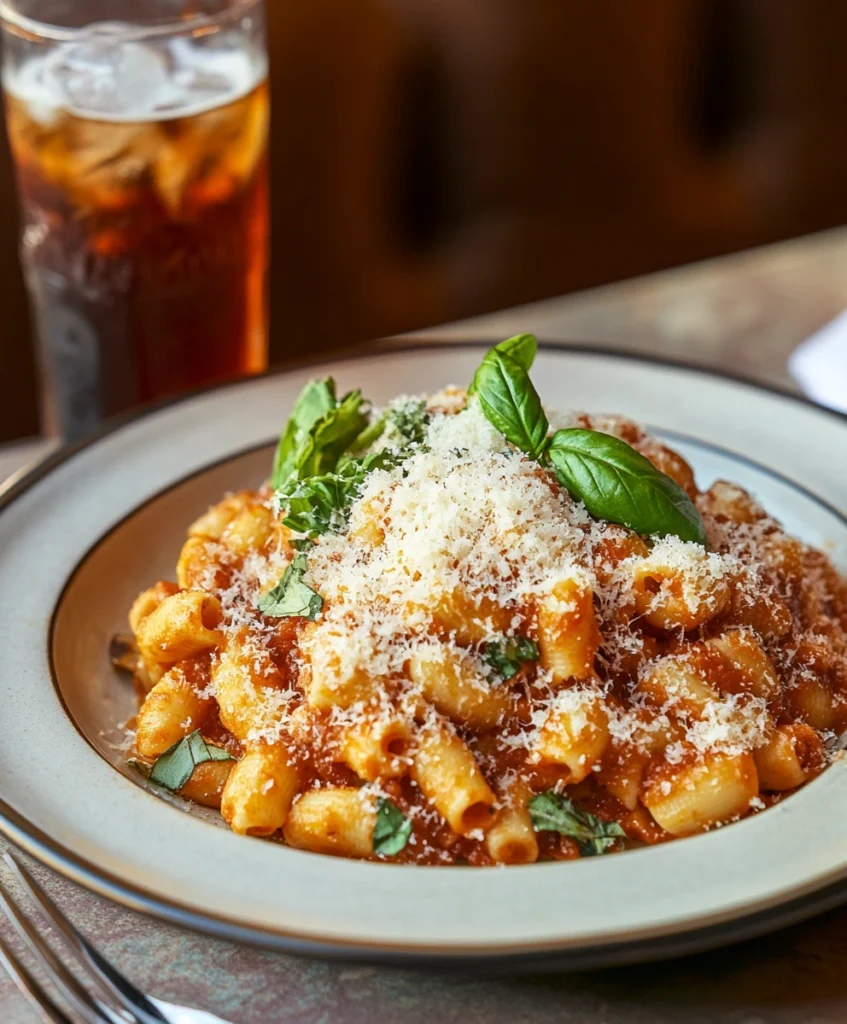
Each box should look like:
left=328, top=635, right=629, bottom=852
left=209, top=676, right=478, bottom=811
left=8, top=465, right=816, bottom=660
left=257, top=552, right=323, bottom=619
left=473, top=351, right=549, bottom=459
left=468, top=333, right=538, bottom=395
left=547, top=429, right=707, bottom=544
left=528, top=791, right=625, bottom=856
left=483, top=635, right=540, bottom=681
left=146, top=731, right=234, bottom=792
left=373, top=797, right=413, bottom=856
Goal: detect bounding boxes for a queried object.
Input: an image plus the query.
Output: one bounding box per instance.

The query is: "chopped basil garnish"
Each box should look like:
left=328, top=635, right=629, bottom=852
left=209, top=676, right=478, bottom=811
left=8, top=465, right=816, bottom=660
left=144, top=731, right=234, bottom=793
left=386, top=397, right=429, bottom=445
left=473, top=350, right=550, bottom=460
left=547, top=429, right=707, bottom=545
left=468, top=333, right=538, bottom=395
left=257, top=552, right=323, bottom=619
left=280, top=449, right=406, bottom=538
left=483, top=636, right=539, bottom=680
left=270, top=377, right=369, bottom=490
left=528, top=791, right=626, bottom=856
left=282, top=472, right=356, bottom=538
left=373, top=797, right=413, bottom=856
left=470, top=341, right=707, bottom=545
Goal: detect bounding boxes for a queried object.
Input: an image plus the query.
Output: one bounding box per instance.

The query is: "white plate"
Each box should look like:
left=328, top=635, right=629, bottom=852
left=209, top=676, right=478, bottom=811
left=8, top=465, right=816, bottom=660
left=2, top=343, right=847, bottom=969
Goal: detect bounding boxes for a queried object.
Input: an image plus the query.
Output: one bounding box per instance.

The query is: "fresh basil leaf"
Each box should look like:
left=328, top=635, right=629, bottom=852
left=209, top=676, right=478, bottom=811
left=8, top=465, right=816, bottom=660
left=473, top=351, right=549, bottom=459
left=148, top=731, right=234, bottom=792
left=547, top=429, right=707, bottom=544
left=271, top=379, right=370, bottom=490
left=271, top=379, right=338, bottom=489
left=528, top=791, right=626, bottom=856
left=257, top=552, right=323, bottom=619
left=291, top=537, right=314, bottom=552
left=373, top=797, right=413, bottom=856
left=295, top=389, right=370, bottom=481
left=281, top=449, right=407, bottom=538
left=387, top=397, right=429, bottom=445
left=483, top=635, right=540, bottom=681
left=346, top=414, right=387, bottom=458
left=468, top=334, right=538, bottom=395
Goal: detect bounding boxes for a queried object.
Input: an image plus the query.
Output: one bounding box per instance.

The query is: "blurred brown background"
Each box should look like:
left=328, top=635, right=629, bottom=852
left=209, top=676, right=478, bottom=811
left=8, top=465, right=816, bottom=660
left=2, top=0, right=847, bottom=442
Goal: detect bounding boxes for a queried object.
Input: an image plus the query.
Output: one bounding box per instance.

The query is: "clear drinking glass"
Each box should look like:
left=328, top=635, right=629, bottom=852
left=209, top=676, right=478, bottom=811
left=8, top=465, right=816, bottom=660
left=0, top=1, right=269, bottom=440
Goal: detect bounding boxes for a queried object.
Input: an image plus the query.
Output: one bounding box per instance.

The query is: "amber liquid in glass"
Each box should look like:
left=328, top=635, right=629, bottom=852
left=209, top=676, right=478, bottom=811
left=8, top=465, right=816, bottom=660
left=5, top=58, right=269, bottom=437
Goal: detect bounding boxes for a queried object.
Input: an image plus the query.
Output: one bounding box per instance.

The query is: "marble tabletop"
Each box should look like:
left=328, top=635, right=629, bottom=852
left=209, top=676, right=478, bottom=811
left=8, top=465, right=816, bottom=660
left=3, top=226, right=847, bottom=1024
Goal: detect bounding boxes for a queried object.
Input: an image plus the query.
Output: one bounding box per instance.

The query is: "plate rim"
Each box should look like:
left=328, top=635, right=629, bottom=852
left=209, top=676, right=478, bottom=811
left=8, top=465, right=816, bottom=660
left=4, top=338, right=847, bottom=966
left=5, top=793, right=847, bottom=969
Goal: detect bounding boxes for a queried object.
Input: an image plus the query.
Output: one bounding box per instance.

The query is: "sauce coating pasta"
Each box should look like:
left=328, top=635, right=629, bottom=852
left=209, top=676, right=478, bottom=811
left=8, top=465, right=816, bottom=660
left=118, top=361, right=847, bottom=864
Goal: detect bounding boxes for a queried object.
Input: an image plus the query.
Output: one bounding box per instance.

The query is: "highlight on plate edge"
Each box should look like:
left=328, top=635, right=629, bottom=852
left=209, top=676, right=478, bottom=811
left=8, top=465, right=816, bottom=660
left=113, top=335, right=847, bottom=864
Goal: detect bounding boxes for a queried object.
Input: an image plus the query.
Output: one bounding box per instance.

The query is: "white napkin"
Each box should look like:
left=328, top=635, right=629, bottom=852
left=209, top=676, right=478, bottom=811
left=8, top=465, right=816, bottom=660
left=152, top=998, right=230, bottom=1024
left=788, top=309, right=847, bottom=414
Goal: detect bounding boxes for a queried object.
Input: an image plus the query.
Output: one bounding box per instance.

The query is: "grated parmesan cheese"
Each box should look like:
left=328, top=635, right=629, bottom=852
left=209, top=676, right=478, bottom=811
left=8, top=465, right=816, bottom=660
left=135, top=384, right=847, bottom=860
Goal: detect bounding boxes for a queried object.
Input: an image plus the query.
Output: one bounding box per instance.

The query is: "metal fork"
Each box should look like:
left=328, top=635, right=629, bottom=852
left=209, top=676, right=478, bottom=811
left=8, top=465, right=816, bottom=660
left=0, top=852, right=235, bottom=1024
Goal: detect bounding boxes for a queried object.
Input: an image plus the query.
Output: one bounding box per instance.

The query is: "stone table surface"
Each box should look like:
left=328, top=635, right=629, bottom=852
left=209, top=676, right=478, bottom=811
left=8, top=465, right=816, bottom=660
left=3, top=227, right=847, bottom=1024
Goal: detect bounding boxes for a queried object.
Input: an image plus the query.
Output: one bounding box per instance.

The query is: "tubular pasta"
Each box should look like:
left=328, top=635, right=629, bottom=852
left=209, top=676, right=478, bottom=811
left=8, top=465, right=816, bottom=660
left=283, top=787, right=376, bottom=858
left=116, top=379, right=847, bottom=865
left=135, top=590, right=222, bottom=664
left=411, top=718, right=497, bottom=835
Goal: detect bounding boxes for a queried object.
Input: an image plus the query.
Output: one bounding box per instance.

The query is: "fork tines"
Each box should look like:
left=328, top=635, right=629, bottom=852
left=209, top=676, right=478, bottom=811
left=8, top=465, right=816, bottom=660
left=0, top=851, right=167, bottom=1024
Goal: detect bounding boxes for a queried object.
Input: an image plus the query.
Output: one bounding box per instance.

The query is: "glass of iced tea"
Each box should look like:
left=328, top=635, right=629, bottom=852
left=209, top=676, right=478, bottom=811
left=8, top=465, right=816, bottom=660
left=0, top=0, right=269, bottom=440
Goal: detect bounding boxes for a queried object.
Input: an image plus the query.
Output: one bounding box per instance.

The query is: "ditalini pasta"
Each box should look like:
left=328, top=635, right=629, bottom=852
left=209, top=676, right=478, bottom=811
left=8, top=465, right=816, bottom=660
left=116, top=337, right=847, bottom=864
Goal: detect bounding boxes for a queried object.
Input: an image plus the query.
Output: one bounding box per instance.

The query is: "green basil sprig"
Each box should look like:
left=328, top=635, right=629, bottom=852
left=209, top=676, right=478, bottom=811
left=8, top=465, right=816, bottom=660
left=483, top=636, right=540, bottom=681
left=257, top=552, right=323, bottom=620
left=468, top=333, right=537, bottom=395
left=271, top=379, right=335, bottom=488
left=528, top=791, right=625, bottom=856
left=295, top=389, right=370, bottom=480
left=547, top=429, right=706, bottom=545
left=271, top=378, right=369, bottom=489
left=131, top=731, right=234, bottom=793
left=373, top=797, right=413, bottom=856
left=470, top=340, right=707, bottom=545
left=271, top=378, right=430, bottom=544
left=473, top=351, right=550, bottom=460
